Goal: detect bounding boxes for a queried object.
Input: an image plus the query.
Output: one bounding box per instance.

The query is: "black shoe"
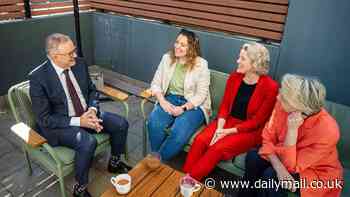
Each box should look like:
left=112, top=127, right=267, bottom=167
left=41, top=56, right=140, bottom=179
left=73, top=184, right=92, bottom=197
left=108, top=159, right=132, bottom=174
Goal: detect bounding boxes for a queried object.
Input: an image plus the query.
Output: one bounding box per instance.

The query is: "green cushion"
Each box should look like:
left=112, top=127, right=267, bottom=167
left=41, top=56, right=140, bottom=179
left=287, top=192, right=298, bottom=197
left=233, top=153, right=247, bottom=171
left=93, top=133, right=110, bottom=145
left=209, top=70, right=229, bottom=112
left=325, top=101, right=350, bottom=169
left=217, top=159, right=244, bottom=177
left=210, top=109, right=218, bottom=122
left=27, top=146, right=75, bottom=176
left=52, top=146, right=76, bottom=165
left=52, top=134, right=110, bottom=165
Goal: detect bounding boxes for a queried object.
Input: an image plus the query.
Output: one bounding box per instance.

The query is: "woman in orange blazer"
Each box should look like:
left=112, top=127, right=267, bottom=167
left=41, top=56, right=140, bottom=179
left=183, top=42, right=278, bottom=181
left=242, top=74, right=343, bottom=197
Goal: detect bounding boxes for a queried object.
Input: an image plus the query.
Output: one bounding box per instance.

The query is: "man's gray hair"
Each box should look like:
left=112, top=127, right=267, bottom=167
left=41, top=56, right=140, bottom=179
left=45, top=33, right=71, bottom=54
left=280, top=74, right=326, bottom=115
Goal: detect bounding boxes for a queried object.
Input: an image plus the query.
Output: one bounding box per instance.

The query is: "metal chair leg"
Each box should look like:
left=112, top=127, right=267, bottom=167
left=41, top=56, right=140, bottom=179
left=124, top=143, right=129, bottom=161
left=121, top=101, right=129, bottom=161
left=23, top=147, right=33, bottom=176
left=122, top=102, right=129, bottom=119
left=58, top=171, right=67, bottom=197
left=143, top=120, right=148, bottom=157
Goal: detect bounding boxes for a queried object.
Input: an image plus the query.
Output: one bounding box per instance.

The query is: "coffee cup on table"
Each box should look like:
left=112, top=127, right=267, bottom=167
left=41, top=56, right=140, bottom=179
left=179, top=176, right=201, bottom=197
left=145, top=152, right=161, bottom=170
left=110, top=174, right=131, bottom=194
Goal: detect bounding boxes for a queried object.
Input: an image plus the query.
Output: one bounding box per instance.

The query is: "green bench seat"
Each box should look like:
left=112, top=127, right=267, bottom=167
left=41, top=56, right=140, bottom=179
left=141, top=69, right=349, bottom=196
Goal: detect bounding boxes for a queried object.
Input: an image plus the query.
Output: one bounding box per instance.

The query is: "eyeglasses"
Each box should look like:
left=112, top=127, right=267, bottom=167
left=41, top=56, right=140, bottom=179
left=54, top=48, right=77, bottom=57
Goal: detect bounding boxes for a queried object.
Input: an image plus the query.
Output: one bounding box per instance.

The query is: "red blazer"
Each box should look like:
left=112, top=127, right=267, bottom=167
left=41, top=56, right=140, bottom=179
left=217, top=72, right=279, bottom=132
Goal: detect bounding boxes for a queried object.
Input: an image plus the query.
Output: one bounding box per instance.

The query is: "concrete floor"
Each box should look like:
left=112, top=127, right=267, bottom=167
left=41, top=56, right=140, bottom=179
left=0, top=87, right=238, bottom=197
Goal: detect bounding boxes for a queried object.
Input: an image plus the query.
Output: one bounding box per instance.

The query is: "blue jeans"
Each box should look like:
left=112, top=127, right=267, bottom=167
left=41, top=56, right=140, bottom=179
left=147, top=94, right=205, bottom=161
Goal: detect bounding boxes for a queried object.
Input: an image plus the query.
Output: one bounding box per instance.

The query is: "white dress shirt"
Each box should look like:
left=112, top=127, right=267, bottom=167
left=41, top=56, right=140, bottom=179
left=50, top=59, right=88, bottom=127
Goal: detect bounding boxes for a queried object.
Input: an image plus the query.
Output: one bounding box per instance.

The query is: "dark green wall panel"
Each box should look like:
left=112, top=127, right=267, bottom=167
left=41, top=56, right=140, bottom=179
left=92, top=13, right=280, bottom=83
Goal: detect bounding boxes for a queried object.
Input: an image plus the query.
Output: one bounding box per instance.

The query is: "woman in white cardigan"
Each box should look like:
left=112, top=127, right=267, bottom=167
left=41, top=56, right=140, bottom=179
left=148, top=29, right=211, bottom=161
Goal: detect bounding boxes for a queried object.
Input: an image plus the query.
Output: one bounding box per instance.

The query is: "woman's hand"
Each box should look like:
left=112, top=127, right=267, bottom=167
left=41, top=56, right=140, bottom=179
left=170, top=102, right=195, bottom=117
left=209, top=119, right=228, bottom=146
left=269, top=154, right=297, bottom=193
left=159, top=99, right=175, bottom=115
left=275, top=165, right=297, bottom=192
left=284, top=112, right=304, bottom=146
left=209, top=128, right=237, bottom=146
left=172, top=106, right=184, bottom=116
left=287, top=112, right=304, bottom=131
left=210, top=127, right=237, bottom=145
left=218, top=128, right=238, bottom=135
left=181, top=102, right=194, bottom=111
left=209, top=128, right=223, bottom=146
left=154, top=92, right=175, bottom=115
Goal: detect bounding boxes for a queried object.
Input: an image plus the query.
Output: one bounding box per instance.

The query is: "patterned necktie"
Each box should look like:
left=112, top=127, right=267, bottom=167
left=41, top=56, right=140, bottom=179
left=63, top=69, right=85, bottom=116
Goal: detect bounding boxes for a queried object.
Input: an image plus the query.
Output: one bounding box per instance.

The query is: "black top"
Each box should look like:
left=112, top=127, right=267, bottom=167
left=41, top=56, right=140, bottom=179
left=230, top=81, right=257, bottom=120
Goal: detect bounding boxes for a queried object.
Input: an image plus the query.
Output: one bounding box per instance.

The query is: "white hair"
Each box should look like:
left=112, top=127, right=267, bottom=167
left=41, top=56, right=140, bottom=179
left=45, top=33, right=71, bottom=54
left=280, top=74, right=326, bottom=115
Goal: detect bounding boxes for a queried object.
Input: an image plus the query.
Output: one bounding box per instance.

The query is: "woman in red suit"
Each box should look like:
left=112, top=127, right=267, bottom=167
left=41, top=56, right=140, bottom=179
left=183, top=42, right=279, bottom=181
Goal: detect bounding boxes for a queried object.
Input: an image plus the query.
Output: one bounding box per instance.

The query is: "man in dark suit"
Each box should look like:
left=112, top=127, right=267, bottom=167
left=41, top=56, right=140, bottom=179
left=29, top=33, right=130, bottom=197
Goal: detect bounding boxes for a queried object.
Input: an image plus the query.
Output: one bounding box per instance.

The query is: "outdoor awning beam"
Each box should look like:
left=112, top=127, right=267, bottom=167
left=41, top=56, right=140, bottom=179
left=24, top=0, right=31, bottom=18
left=73, top=0, right=83, bottom=57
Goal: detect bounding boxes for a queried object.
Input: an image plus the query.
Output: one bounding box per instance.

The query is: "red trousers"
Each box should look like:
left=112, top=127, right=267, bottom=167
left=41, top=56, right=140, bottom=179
left=183, top=116, right=262, bottom=180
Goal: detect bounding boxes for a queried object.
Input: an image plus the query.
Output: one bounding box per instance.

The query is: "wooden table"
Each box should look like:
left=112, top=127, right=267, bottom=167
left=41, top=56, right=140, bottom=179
left=101, top=158, right=223, bottom=197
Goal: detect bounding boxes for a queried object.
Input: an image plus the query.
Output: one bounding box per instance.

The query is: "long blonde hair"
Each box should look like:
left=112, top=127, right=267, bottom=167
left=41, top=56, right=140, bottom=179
left=169, top=29, right=201, bottom=71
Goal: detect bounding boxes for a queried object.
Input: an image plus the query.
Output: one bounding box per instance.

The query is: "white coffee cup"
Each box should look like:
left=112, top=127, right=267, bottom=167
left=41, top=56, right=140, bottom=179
left=110, top=174, right=131, bottom=194
left=180, top=176, right=201, bottom=197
